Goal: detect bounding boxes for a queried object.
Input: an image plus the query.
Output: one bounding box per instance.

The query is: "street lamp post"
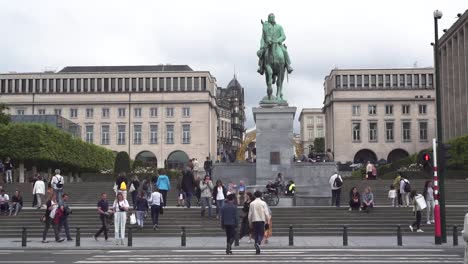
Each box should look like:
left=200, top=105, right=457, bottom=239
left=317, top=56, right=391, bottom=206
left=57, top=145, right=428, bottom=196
left=433, top=9, right=446, bottom=244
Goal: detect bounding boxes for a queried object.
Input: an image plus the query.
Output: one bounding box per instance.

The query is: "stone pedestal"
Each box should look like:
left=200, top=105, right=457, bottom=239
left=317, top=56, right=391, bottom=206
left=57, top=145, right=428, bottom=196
left=253, top=106, right=296, bottom=185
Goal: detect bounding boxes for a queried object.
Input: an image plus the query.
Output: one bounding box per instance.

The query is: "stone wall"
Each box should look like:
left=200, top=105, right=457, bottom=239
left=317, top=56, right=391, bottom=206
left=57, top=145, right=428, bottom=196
left=211, top=163, right=256, bottom=185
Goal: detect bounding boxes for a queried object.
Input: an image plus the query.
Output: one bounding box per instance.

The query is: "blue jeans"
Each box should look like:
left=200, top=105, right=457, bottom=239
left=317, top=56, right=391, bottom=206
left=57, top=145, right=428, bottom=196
left=185, top=191, right=193, bottom=208
left=201, top=197, right=212, bottom=217
left=252, top=221, right=265, bottom=245
left=216, top=199, right=225, bottom=215
left=59, top=216, right=71, bottom=240
left=54, top=189, right=64, bottom=204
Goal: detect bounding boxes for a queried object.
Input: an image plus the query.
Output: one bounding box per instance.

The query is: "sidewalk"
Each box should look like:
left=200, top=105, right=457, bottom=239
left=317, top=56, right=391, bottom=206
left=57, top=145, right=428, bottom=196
left=2, top=236, right=463, bottom=250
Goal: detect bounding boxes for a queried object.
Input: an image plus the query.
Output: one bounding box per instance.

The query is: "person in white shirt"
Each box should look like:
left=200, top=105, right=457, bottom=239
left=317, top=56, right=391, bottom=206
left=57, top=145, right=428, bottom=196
left=388, top=185, right=397, bottom=207
left=148, top=188, right=163, bottom=230
left=248, top=191, right=271, bottom=255
left=33, top=176, right=46, bottom=209
left=329, top=173, right=343, bottom=207
left=51, top=169, right=64, bottom=203
left=0, top=189, right=9, bottom=214
left=400, top=177, right=411, bottom=207
left=366, top=161, right=373, bottom=180
left=193, top=158, right=200, bottom=178
left=113, top=192, right=129, bottom=245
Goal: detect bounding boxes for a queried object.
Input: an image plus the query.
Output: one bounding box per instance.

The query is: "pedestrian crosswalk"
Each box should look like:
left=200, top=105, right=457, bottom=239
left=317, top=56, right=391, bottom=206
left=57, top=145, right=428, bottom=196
left=75, top=248, right=464, bottom=263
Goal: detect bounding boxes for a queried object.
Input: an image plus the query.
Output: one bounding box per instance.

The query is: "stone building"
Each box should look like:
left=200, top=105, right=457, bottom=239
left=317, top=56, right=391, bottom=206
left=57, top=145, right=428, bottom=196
left=323, top=68, right=436, bottom=163
left=0, top=65, right=218, bottom=169
left=437, top=9, right=468, bottom=141
left=298, top=108, right=325, bottom=154
left=216, top=76, right=246, bottom=161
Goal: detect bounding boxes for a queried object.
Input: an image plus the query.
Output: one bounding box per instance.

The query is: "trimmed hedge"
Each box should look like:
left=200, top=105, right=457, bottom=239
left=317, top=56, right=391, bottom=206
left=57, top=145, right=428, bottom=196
left=0, top=123, right=115, bottom=172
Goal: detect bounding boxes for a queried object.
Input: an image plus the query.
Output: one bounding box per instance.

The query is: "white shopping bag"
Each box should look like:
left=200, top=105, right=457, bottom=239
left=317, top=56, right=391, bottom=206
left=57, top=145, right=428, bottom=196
left=415, top=194, right=427, bottom=210
left=130, top=213, right=137, bottom=225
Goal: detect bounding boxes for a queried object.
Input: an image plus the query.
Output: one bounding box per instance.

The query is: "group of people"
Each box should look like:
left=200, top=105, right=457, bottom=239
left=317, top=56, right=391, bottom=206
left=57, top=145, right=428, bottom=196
left=0, top=188, right=23, bottom=216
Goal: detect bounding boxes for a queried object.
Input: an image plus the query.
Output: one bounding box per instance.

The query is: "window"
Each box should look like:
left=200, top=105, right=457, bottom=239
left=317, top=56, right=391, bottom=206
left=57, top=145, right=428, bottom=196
left=173, top=78, right=179, bottom=91
left=54, top=109, right=62, bottom=116
left=349, top=75, right=355, bottom=88
left=86, top=108, right=94, bottom=119
left=369, top=122, right=378, bottom=142
left=364, top=75, right=369, bottom=87
left=150, top=124, right=158, bottom=144
left=399, top=74, right=405, bottom=87
left=371, top=75, right=376, bottom=87
left=368, top=105, right=377, bottom=115
left=101, top=125, right=110, bottom=145
left=194, top=77, right=200, bottom=91
left=308, top=129, right=314, bottom=140
left=117, top=124, right=126, bottom=145
left=38, top=109, right=46, bottom=115
left=357, top=75, right=362, bottom=87
left=134, top=108, right=142, bottom=118
left=342, top=75, right=348, bottom=88
left=385, top=105, right=393, bottom=115
left=385, top=74, right=391, bottom=87
left=166, top=107, right=174, bottom=117
left=118, top=108, right=126, bottom=118
left=385, top=122, right=394, bottom=141
left=16, top=109, right=25, bottom=115
left=133, top=124, right=142, bottom=144
left=335, top=76, right=341, bottom=87
left=166, top=77, right=172, bottom=91
left=352, top=122, right=361, bottom=142
left=402, top=122, right=411, bottom=141
left=187, top=77, right=193, bottom=91
left=166, top=124, right=174, bottom=144
left=352, top=105, right=361, bottom=116
left=419, top=121, right=428, bottom=141
left=421, top=74, right=427, bottom=87
left=414, top=75, right=419, bottom=87
left=316, top=127, right=324, bottom=137
left=182, top=124, right=191, bottom=144
left=307, top=117, right=314, bottom=125
left=70, top=108, right=78, bottom=118
left=418, top=104, right=427, bottom=115
left=102, top=108, right=110, bottom=118
left=402, top=105, right=410, bottom=115
left=86, top=125, right=93, bottom=144
left=378, top=75, right=383, bottom=87
left=150, top=107, right=158, bottom=117
left=182, top=107, right=190, bottom=117
left=392, top=74, right=398, bottom=87
left=316, top=117, right=323, bottom=125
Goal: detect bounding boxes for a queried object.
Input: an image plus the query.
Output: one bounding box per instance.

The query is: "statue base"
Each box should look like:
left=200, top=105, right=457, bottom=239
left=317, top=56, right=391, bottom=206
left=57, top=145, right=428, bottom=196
left=259, top=95, right=288, bottom=107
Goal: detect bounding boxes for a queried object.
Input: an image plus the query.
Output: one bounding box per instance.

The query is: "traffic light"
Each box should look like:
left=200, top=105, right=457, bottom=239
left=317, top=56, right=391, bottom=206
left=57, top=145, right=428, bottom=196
left=419, top=150, right=433, bottom=175
left=438, top=143, right=452, bottom=172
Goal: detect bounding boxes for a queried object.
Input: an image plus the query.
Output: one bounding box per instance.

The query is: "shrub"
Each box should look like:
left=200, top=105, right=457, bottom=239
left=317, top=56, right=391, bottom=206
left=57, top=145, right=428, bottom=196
left=114, top=151, right=131, bottom=175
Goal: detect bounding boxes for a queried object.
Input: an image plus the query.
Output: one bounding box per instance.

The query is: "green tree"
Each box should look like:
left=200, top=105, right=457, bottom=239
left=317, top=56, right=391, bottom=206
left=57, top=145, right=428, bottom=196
left=314, top=137, right=325, bottom=153
left=0, top=104, right=11, bottom=125
left=114, top=151, right=131, bottom=175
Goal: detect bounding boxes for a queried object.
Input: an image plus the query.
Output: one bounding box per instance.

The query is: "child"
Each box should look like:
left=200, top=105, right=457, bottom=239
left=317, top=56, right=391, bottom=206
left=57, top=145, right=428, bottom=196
left=388, top=185, right=397, bottom=207
left=409, top=190, right=426, bottom=233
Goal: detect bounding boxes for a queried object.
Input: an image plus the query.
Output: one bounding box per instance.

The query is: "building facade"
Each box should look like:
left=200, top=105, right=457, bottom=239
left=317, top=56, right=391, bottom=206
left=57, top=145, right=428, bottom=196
left=323, top=68, right=436, bottom=163
left=298, top=108, right=325, bottom=154
left=0, top=65, right=218, bottom=169
left=216, top=77, right=246, bottom=161
left=437, top=9, right=468, bottom=141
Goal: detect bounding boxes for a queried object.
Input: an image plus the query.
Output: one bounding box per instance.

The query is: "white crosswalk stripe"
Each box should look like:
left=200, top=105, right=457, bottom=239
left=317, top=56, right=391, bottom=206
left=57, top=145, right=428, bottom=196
left=74, top=248, right=464, bottom=264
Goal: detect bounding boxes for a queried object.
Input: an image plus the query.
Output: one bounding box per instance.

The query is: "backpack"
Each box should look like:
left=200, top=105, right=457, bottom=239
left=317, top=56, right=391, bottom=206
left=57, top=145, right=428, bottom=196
left=120, top=181, right=127, bottom=190
left=55, top=177, right=64, bottom=189
left=334, top=175, right=343, bottom=188
left=404, top=181, right=411, bottom=193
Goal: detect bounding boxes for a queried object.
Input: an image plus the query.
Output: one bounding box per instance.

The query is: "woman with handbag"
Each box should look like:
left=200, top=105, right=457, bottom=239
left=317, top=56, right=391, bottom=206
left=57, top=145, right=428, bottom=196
left=41, top=193, right=64, bottom=243
left=113, top=192, right=129, bottom=245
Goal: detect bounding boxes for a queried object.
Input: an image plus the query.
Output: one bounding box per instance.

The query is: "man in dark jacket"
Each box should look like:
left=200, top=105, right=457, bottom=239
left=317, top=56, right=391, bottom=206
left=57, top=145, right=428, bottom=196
left=221, top=194, right=238, bottom=255
left=181, top=167, right=195, bottom=208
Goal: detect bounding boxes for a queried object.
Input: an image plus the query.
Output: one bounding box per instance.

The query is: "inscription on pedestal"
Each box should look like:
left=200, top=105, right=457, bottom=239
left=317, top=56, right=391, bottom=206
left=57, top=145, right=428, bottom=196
left=270, top=152, right=280, bottom=164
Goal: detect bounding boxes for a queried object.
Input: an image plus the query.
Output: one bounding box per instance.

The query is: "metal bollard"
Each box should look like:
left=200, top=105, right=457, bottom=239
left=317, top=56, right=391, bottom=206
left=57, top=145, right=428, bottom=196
left=343, top=226, right=348, bottom=246
left=453, top=225, right=458, bottom=246
left=181, top=227, right=186, bottom=247
left=128, top=227, right=133, bottom=247
left=397, top=225, right=402, bottom=246
left=289, top=225, right=294, bottom=246
left=21, top=227, right=27, bottom=247
left=76, top=227, right=80, bottom=247
left=234, top=230, right=239, bottom=246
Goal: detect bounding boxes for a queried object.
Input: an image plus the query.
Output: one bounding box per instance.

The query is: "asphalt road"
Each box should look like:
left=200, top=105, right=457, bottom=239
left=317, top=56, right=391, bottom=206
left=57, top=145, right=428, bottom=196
left=0, top=248, right=464, bottom=264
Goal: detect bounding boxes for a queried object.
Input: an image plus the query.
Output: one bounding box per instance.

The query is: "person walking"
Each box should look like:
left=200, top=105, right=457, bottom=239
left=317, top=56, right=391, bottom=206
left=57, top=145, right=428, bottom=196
left=240, top=192, right=254, bottom=243
left=4, top=157, right=13, bottom=183
left=263, top=205, right=272, bottom=244
left=388, top=185, right=397, bottom=207
left=135, top=191, right=148, bottom=229
left=115, top=173, right=128, bottom=200
left=409, top=190, right=425, bottom=232
left=33, top=175, right=46, bottom=209
left=58, top=193, right=73, bottom=241
left=366, top=161, right=373, bottom=180
left=248, top=191, right=271, bottom=255
left=148, top=188, right=163, bottom=230
left=9, top=190, right=23, bottom=216
left=130, top=175, right=140, bottom=209
left=31, top=174, right=38, bottom=208
left=237, top=181, right=246, bottom=205
left=181, top=166, right=195, bottom=208
left=348, top=187, right=361, bottom=211
left=361, top=187, right=374, bottom=213
left=213, top=180, right=227, bottom=219
left=393, top=175, right=402, bottom=206
left=203, top=157, right=212, bottom=177
left=113, top=192, right=129, bottom=245
left=329, top=173, right=343, bottom=207
left=193, top=158, right=200, bottom=179
left=200, top=175, right=214, bottom=218
left=220, top=193, right=239, bottom=255
left=42, top=193, right=64, bottom=243
left=423, top=181, right=435, bottom=224
left=371, top=163, right=377, bottom=180
left=400, top=177, right=411, bottom=207
left=0, top=189, right=9, bottom=214
left=51, top=169, right=65, bottom=203
left=156, top=170, right=170, bottom=207
left=94, top=192, right=110, bottom=242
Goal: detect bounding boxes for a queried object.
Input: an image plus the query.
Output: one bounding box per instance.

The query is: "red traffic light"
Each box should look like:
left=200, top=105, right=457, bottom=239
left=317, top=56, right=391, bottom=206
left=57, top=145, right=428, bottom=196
left=424, top=154, right=431, bottom=161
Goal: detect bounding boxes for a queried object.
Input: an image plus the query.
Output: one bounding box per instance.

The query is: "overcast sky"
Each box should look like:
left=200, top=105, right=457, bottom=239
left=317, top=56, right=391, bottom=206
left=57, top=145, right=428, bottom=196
left=0, top=0, right=466, bottom=131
